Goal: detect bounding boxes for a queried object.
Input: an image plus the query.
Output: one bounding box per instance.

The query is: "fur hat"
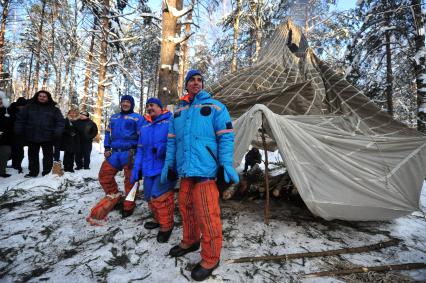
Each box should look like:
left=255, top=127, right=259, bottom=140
left=0, top=91, right=10, bottom=108
left=146, top=97, right=163, bottom=109
left=185, top=69, right=204, bottom=89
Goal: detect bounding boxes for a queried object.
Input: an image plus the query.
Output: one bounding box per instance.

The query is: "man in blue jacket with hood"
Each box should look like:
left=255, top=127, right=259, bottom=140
left=87, top=95, right=143, bottom=224
left=131, top=97, right=175, bottom=243
left=161, top=70, right=239, bottom=281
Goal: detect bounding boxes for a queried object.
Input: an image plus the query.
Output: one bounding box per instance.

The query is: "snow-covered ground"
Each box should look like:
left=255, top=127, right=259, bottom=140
left=1, top=145, right=425, bottom=282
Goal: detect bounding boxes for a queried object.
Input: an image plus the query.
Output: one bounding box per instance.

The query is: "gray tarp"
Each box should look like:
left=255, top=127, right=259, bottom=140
left=234, top=105, right=426, bottom=221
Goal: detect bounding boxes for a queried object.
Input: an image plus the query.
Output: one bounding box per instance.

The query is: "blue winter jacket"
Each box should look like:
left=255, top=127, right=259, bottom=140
left=104, top=112, right=143, bottom=151
left=134, top=111, right=172, bottom=177
left=164, top=90, right=235, bottom=178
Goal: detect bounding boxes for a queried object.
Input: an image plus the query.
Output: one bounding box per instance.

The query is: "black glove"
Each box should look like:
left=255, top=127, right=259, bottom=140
left=167, top=168, right=178, bottom=181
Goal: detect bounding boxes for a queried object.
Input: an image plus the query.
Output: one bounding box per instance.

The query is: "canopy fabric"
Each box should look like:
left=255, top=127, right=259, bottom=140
left=207, top=20, right=426, bottom=221
left=234, top=105, right=426, bottom=221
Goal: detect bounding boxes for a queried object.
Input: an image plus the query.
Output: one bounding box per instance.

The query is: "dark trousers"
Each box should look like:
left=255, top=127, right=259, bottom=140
left=63, top=151, right=75, bottom=172
left=76, top=141, right=92, bottom=169
left=11, top=141, right=25, bottom=170
left=28, top=141, right=53, bottom=176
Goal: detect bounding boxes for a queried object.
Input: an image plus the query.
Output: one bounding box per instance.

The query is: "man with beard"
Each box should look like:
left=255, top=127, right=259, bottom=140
left=14, top=90, right=65, bottom=177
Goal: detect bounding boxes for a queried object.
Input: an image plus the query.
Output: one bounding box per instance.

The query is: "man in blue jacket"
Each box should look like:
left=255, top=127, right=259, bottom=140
left=87, top=95, right=143, bottom=224
left=161, top=70, right=239, bottom=281
left=131, top=97, right=175, bottom=243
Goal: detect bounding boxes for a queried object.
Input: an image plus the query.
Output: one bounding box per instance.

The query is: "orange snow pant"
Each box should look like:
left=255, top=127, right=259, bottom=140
left=98, top=160, right=135, bottom=211
left=149, top=191, right=175, bottom=231
left=179, top=178, right=222, bottom=268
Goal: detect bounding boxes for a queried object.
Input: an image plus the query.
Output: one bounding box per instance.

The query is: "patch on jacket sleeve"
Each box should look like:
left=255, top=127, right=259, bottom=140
left=200, top=106, right=212, bottom=116
left=226, top=122, right=233, bottom=129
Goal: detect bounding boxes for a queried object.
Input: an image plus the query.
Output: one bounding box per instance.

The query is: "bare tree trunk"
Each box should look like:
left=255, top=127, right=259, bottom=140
left=383, top=0, right=393, bottom=116
left=82, top=19, right=97, bottom=112
left=158, top=0, right=183, bottom=105
left=0, top=0, right=10, bottom=86
left=231, top=0, right=242, bottom=73
left=250, top=0, right=263, bottom=63
left=139, top=66, right=144, bottom=114
left=412, top=0, right=426, bottom=133
left=26, top=51, right=34, bottom=98
left=32, top=0, right=47, bottom=93
left=93, top=0, right=110, bottom=141
left=54, top=64, right=61, bottom=103
left=68, top=60, right=76, bottom=109
left=177, top=0, right=194, bottom=96
left=42, top=61, right=49, bottom=88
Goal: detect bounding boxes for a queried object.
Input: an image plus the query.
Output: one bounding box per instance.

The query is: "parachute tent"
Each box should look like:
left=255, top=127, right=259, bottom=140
left=208, top=20, right=426, bottom=221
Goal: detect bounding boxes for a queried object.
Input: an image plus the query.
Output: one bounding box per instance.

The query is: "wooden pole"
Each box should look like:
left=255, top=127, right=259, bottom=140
left=305, top=262, right=426, bottom=278
left=227, top=238, right=400, bottom=264
left=261, top=114, right=270, bottom=225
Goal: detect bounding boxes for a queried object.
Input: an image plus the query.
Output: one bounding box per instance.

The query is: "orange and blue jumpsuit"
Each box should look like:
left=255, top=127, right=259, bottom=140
left=131, top=111, right=175, bottom=231
left=161, top=90, right=239, bottom=268
left=99, top=111, right=143, bottom=211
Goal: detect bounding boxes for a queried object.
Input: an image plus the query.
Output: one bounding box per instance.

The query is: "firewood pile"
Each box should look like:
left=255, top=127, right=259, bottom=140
left=222, top=164, right=300, bottom=202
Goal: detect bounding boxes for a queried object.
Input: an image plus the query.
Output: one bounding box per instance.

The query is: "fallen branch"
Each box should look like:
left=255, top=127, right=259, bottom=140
left=226, top=239, right=400, bottom=263
left=304, top=262, right=426, bottom=277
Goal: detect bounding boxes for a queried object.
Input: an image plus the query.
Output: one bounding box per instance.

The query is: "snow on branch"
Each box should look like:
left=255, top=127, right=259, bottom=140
left=165, top=33, right=194, bottom=45
left=163, top=0, right=193, bottom=18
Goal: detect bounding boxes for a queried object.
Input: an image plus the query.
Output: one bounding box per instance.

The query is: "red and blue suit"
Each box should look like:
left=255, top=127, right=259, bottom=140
left=98, top=96, right=143, bottom=213
left=131, top=110, right=175, bottom=231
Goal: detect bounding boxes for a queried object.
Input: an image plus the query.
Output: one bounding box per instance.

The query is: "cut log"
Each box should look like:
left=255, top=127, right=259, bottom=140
left=304, top=262, right=426, bottom=277
left=226, top=239, right=401, bottom=264
left=223, top=185, right=238, bottom=200
left=272, top=187, right=282, bottom=197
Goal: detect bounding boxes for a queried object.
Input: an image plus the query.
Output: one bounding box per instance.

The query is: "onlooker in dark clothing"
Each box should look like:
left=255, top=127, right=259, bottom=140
left=61, top=109, right=80, bottom=172
left=243, top=147, right=262, bottom=173
left=15, top=90, right=65, bottom=178
left=0, top=91, right=13, bottom=178
left=8, top=97, right=27, bottom=173
left=74, top=110, right=98, bottom=170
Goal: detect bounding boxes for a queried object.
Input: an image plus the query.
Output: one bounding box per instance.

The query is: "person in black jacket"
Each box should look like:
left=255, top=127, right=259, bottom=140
left=15, top=90, right=65, bottom=177
left=61, top=109, right=80, bottom=172
left=0, top=91, right=13, bottom=178
left=8, top=97, right=27, bottom=173
left=74, top=110, right=98, bottom=170
left=243, top=147, right=262, bottom=173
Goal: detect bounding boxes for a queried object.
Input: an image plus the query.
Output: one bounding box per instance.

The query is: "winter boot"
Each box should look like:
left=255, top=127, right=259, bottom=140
left=52, top=161, right=64, bottom=176
left=87, top=193, right=122, bottom=225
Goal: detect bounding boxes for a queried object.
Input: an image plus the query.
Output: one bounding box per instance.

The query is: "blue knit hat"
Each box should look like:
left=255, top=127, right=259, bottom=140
left=120, top=95, right=135, bottom=111
left=185, top=69, right=204, bottom=89
left=146, top=97, right=163, bottom=109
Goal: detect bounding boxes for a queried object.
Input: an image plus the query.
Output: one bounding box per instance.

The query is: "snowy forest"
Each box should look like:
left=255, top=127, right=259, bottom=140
left=1, top=0, right=426, bottom=282
left=0, top=0, right=425, bottom=132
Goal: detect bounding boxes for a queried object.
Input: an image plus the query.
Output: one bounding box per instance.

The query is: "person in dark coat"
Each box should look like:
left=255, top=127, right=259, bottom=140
left=61, top=109, right=80, bottom=172
left=8, top=97, right=27, bottom=173
left=14, top=90, right=65, bottom=177
left=243, top=147, right=262, bottom=173
left=0, top=91, right=13, bottom=178
left=74, top=110, right=98, bottom=170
